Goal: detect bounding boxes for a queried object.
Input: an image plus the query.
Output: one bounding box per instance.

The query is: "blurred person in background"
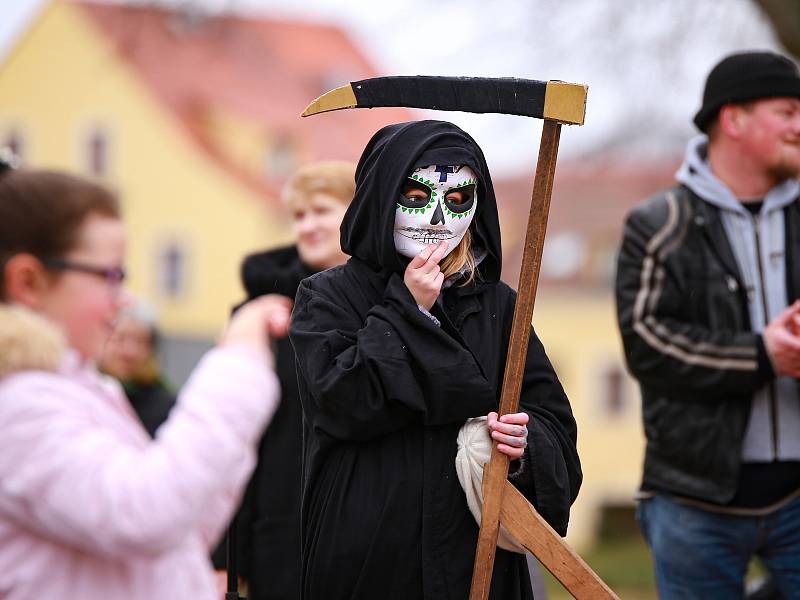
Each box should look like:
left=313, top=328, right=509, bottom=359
left=212, top=160, right=355, bottom=600
left=616, top=50, right=800, bottom=599
left=101, top=297, right=175, bottom=438
left=0, top=163, right=290, bottom=599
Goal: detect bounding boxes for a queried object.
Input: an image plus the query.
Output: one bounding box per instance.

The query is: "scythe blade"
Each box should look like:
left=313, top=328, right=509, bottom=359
left=301, top=76, right=587, bottom=125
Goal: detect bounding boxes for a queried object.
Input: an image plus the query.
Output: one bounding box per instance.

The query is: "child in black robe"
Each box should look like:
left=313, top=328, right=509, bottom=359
left=290, top=120, right=581, bottom=600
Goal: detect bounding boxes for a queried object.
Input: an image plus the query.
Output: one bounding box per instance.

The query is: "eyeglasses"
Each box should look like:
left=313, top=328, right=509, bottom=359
left=41, top=257, right=126, bottom=289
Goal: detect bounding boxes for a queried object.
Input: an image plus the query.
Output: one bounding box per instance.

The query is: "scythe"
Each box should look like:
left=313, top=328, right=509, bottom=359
left=302, top=75, right=619, bottom=600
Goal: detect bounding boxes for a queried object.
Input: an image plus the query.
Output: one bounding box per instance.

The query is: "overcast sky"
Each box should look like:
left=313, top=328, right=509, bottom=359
left=1, top=0, right=784, bottom=175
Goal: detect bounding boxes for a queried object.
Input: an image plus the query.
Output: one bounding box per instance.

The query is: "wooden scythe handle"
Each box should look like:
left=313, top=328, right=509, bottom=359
left=468, top=119, right=561, bottom=600
left=468, top=121, right=619, bottom=600
left=499, top=481, right=619, bottom=599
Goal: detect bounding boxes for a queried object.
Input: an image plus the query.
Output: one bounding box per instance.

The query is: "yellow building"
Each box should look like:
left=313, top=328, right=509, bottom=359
left=533, top=292, right=644, bottom=550
left=0, top=0, right=409, bottom=380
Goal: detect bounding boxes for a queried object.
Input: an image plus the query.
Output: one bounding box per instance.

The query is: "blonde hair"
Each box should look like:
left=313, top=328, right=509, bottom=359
left=282, top=161, right=356, bottom=210
left=440, top=229, right=477, bottom=286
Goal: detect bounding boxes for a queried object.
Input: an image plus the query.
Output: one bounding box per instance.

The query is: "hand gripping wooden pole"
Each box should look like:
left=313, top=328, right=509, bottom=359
left=468, top=121, right=618, bottom=600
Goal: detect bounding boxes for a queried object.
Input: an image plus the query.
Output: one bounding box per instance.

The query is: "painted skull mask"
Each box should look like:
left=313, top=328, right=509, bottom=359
left=394, top=164, right=478, bottom=259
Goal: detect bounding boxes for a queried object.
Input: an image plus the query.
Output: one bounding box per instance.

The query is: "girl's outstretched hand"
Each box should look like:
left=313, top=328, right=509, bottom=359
left=221, top=294, right=293, bottom=352
left=487, top=411, right=529, bottom=460
left=404, top=240, right=448, bottom=310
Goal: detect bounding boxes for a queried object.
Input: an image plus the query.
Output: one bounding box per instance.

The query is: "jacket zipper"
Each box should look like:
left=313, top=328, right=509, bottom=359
left=699, top=224, right=749, bottom=311
left=752, top=212, right=780, bottom=459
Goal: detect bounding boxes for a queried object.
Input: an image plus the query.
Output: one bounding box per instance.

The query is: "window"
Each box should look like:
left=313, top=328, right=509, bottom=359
left=86, top=128, right=109, bottom=177
left=541, top=231, right=586, bottom=280
left=265, top=136, right=295, bottom=179
left=157, top=241, right=188, bottom=298
left=599, top=363, right=630, bottom=417
left=3, top=129, right=24, bottom=164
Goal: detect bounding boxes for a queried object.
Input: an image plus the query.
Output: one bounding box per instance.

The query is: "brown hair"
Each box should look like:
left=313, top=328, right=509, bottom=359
left=282, top=161, right=356, bottom=210
left=0, top=169, right=120, bottom=298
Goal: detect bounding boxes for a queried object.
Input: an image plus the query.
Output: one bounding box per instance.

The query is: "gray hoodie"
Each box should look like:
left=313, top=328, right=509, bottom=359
left=676, top=135, right=800, bottom=461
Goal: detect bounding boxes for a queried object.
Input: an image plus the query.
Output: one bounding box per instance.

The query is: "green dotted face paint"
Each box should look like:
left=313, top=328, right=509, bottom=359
left=394, top=164, right=478, bottom=259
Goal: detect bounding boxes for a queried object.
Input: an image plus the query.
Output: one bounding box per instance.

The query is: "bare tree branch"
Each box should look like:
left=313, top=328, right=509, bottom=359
left=753, top=0, right=800, bottom=58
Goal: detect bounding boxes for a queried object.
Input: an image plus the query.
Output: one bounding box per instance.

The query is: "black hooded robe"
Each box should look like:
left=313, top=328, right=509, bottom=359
left=211, top=246, right=313, bottom=599
left=289, top=120, right=581, bottom=600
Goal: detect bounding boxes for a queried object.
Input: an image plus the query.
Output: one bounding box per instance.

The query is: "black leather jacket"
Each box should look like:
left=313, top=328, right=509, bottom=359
left=615, top=184, right=800, bottom=503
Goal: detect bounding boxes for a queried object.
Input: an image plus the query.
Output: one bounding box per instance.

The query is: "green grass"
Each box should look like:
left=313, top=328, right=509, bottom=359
left=538, top=532, right=771, bottom=599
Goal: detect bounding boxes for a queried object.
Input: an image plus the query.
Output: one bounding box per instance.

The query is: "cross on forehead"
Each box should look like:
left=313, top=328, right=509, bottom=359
left=434, top=165, right=455, bottom=182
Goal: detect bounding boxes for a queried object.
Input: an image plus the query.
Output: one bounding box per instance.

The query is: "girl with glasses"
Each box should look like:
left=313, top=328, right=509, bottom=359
left=0, top=165, right=290, bottom=599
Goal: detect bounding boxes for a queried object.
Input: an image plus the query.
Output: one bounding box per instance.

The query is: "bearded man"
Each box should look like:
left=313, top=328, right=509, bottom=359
left=616, top=50, right=800, bottom=599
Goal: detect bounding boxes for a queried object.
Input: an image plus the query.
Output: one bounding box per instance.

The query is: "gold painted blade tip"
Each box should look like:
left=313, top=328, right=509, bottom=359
left=544, top=81, right=588, bottom=125
left=301, top=83, right=358, bottom=117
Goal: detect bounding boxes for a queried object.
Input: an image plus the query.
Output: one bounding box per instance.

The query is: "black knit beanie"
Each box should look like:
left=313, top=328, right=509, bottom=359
left=693, top=50, right=800, bottom=132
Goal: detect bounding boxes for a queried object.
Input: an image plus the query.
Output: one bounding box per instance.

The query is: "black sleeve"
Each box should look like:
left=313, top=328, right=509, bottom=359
left=209, top=481, right=252, bottom=576
left=501, top=290, right=582, bottom=536
left=289, top=273, right=498, bottom=442
left=615, top=195, right=773, bottom=399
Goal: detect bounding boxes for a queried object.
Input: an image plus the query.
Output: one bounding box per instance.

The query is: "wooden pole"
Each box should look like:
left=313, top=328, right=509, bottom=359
left=468, top=121, right=619, bottom=600
left=500, top=481, right=619, bottom=598
left=468, top=119, right=561, bottom=600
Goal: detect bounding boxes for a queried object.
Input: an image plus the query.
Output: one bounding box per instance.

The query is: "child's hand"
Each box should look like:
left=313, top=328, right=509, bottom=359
left=403, top=241, right=448, bottom=310
left=487, top=411, right=529, bottom=460
left=221, top=294, right=293, bottom=351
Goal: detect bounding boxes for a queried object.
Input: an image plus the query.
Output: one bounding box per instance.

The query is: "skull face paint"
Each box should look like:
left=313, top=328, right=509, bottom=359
left=394, top=164, right=478, bottom=258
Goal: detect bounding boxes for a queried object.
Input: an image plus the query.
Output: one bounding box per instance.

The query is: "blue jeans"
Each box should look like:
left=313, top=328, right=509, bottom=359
left=637, top=492, right=800, bottom=599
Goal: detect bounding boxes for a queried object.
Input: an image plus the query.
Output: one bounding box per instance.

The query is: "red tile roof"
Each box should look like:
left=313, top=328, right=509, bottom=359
left=494, top=158, right=680, bottom=289
left=74, top=1, right=413, bottom=203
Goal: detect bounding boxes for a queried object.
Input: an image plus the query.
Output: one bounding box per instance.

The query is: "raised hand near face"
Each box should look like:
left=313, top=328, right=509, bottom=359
left=403, top=240, right=448, bottom=311
left=221, top=294, right=293, bottom=366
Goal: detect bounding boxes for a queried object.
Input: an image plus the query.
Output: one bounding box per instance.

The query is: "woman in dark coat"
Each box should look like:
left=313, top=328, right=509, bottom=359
left=289, top=120, right=581, bottom=600
left=211, top=162, right=355, bottom=599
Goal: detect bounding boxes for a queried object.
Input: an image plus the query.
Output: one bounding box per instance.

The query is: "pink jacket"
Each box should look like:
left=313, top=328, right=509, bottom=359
left=0, top=315, right=279, bottom=600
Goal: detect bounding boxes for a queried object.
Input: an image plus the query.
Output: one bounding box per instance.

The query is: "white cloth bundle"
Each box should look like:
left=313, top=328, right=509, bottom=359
left=455, top=416, right=526, bottom=553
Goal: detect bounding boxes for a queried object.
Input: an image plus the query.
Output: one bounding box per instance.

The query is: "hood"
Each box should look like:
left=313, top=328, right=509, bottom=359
left=0, top=304, right=66, bottom=379
left=240, top=245, right=315, bottom=300
left=341, top=120, right=502, bottom=283
left=676, top=135, right=800, bottom=214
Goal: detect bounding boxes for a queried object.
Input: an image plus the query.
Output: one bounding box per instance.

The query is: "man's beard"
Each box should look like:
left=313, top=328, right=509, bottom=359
left=768, top=159, right=800, bottom=182
left=767, top=141, right=800, bottom=182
